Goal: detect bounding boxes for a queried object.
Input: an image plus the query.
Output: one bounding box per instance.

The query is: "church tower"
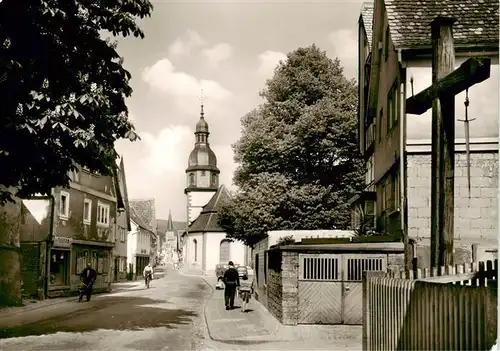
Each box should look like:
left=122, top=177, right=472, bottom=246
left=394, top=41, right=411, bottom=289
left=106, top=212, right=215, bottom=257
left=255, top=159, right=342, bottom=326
left=185, top=102, right=220, bottom=224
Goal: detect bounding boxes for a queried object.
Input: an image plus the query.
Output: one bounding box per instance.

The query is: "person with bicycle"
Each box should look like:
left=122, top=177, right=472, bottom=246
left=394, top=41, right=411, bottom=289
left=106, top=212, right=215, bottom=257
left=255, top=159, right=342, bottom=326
left=143, top=262, right=154, bottom=287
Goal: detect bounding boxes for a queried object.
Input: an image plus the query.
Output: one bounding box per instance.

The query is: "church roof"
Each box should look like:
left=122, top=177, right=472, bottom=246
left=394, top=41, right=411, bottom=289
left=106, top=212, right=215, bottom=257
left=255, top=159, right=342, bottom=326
left=187, top=185, right=231, bottom=233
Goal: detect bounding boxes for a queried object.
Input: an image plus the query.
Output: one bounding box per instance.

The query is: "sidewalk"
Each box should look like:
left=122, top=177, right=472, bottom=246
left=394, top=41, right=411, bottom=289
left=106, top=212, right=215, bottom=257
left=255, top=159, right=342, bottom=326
left=200, top=276, right=362, bottom=350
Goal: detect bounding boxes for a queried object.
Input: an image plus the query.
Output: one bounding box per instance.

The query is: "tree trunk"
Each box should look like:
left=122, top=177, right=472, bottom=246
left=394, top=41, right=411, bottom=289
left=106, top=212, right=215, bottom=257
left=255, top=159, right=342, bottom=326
left=0, top=201, right=23, bottom=306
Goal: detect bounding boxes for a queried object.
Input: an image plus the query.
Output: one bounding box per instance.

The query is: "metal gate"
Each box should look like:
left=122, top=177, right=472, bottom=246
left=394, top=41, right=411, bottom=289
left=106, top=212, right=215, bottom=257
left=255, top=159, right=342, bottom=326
left=298, top=253, right=386, bottom=325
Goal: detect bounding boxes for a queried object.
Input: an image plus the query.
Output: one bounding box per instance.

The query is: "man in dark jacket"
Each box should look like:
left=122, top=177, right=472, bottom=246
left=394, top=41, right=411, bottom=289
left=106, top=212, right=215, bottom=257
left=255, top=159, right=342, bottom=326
left=223, top=261, right=240, bottom=310
left=79, top=262, right=97, bottom=302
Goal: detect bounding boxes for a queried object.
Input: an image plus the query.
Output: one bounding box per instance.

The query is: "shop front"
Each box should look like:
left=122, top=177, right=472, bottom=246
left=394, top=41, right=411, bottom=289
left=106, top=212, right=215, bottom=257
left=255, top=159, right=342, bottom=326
left=71, top=240, right=114, bottom=295
left=48, top=236, right=72, bottom=297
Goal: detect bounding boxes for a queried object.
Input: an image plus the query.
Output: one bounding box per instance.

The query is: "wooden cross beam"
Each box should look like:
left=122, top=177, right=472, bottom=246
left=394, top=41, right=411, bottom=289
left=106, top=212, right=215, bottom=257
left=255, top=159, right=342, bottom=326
left=404, top=16, right=492, bottom=269
left=406, top=57, right=491, bottom=115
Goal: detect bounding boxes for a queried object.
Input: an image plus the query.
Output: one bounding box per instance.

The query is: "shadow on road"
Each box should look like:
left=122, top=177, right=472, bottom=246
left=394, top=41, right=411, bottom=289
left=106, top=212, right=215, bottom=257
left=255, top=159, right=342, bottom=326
left=0, top=295, right=197, bottom=339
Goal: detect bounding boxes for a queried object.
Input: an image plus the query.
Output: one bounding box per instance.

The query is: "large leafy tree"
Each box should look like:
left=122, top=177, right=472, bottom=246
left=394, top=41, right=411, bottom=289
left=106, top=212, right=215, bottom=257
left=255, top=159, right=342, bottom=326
left=0, top=0, right=151, bottom=306
left=218, top=45, right=364, bottom=247
left=0, top=0, right=152, bottom=202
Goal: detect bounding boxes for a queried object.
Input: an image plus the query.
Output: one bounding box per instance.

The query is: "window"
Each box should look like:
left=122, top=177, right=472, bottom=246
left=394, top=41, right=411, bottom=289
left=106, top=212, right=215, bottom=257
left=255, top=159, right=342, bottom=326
left=97, top=201, right=110, bottom=226
left=387, top=81, right=399, bottom=133
left=120, top=227, right=126, bottom=242
left=76, top=250, right=88, bottom=273
left=83, top=199, right=92, bottom=225
left=384, top=26, right=390, bottom=61
left=91, top=251, right=98, bottom=272
left=383, top=175, right=396, bottom=212
left=193, top=239, right=198, bottom=262
left=189, top=173, right=195, bottom=186
left=365, top=156, right=375, bottom=185
left=201, top=170, right=206, bottom=176
left=378, top=108, right=383, bottom=142
left=59, top=191, right=70, bottom=218
left=211, top=173, right=217, bottom=187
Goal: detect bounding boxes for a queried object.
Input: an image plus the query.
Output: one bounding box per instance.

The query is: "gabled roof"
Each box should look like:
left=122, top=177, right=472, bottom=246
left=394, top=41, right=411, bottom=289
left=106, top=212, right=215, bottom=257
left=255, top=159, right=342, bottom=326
left=129, top=199, right=156, bottom=233
left=385, top=0, right=499, bottom=49
left=187, top=185, right=230, bottom=233
left=360, top=2, right=374, bottom=51
left=130, top=207, right=154, bottom=234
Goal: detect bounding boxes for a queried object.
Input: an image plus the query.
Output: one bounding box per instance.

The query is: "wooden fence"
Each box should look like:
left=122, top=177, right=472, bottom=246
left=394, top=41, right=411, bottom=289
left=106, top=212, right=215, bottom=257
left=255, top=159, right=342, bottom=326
left=363, top=260, right=498, bottom=351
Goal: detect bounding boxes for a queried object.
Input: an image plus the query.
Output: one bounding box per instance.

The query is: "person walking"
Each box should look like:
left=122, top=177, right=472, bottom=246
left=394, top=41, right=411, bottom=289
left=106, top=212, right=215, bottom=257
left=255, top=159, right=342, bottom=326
left=79, top=262, right=97, bottom=302
left=223, top=261, right=240, bottom=310
left=238, top=273, right=254, bottom=313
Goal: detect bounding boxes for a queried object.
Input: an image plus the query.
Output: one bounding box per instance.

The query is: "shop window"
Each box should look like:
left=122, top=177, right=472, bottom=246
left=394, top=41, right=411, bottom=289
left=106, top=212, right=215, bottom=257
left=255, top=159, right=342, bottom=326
left=59, top=191, right=70, bottom=218
left=50, top=250, right=69, bottom=285
left=83, top=198, right=92, bottom=225
left=76, top=250, right=88, bottom=273
left=97, top=251, right=108, bottom=274
left=91, top=251, right=98, bottom=272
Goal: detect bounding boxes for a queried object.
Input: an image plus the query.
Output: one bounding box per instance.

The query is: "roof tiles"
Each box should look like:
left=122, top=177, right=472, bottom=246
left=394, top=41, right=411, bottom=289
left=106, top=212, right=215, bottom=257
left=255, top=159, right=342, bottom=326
left=385, top=0, right=499, bottom=49
left=361, top=2, right=375, bottom=50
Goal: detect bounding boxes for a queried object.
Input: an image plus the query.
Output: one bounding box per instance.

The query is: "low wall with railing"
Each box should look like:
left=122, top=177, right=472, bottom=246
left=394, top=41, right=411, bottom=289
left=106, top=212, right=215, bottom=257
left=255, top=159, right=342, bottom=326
left=363, top=260, right=498, bottom=351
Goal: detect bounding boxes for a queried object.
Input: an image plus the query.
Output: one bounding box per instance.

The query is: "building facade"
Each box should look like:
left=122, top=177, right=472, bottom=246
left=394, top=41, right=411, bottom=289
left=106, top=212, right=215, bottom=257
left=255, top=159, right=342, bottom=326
left=129, top=199, right=158, bottom=265
left=353, top=0, right=499, bottom=266
left=20, top=166, right=124, bottom=298
left=157, top=212, right=185, bottom=265
left=127, top=210, right=155, bottom=280
left=113, top=157, right=131, bottom=282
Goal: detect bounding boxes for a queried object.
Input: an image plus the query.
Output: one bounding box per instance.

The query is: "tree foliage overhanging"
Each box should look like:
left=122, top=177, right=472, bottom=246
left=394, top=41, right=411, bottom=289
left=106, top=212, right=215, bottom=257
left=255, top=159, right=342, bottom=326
left=217, top=44, right=364, bottom=247
left=0, top=0, right=153, bottom=203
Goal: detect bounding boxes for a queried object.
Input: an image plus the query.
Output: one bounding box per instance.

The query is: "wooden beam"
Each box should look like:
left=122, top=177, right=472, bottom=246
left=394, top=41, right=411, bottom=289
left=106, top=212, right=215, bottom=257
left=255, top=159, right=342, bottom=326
left=406, top=57, right=491, bottom=115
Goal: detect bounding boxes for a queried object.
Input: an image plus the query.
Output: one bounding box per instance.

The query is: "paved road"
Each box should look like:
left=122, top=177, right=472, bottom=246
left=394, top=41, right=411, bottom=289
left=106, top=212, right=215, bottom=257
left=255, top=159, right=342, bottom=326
left=0, top=268, right=212, bottom=350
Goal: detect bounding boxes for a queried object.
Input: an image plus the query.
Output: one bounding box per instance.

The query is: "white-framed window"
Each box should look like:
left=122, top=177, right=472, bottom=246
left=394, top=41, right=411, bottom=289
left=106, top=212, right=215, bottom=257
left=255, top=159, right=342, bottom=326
left=83, top=198, right=92, bottom=225
left=97, top=201, right=110, bottom=226
left=59, top=191, right=70, bottom=218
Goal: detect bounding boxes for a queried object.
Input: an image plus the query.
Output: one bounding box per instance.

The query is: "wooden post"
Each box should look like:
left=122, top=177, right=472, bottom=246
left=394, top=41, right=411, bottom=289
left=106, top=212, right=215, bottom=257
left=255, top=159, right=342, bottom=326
left=430, top=17, right=456, bottom=269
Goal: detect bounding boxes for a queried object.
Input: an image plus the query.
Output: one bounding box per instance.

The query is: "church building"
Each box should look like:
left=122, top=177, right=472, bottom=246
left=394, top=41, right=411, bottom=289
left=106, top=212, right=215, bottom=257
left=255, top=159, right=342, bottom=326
left=181, top=103, right=246, bottom=275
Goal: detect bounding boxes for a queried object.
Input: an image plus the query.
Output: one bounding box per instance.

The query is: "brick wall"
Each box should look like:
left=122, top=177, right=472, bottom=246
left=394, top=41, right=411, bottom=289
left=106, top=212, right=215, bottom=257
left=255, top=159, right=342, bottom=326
left=20, top=242, right=42, bottom=298
left=407, top=152, right=498, bottom=267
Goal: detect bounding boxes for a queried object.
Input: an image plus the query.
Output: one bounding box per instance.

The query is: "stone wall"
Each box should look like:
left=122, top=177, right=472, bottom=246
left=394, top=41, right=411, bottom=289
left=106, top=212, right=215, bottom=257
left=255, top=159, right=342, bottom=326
left=407, top=152, right=498, bottom=267
left=266, top=249, right=283, bottom=323
left=281, top=251, right=299, bottom=325
left=407, top=152, right=498, bottom=240
left=20, top=242, right=44, bottom=299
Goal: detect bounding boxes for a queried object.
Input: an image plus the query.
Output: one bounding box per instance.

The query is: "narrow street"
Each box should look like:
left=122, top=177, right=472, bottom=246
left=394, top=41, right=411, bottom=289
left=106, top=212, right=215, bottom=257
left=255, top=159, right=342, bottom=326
left=0, top=268, right=211, bottom=350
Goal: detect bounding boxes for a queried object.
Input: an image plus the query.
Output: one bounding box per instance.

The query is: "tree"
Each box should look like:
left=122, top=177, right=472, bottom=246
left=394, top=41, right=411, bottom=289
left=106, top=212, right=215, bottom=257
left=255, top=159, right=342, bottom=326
left=0, top=0, right=152, bottom=202
left=0, top=0, right=152, bottom=306
left=218, top=45, right=364, bottom=246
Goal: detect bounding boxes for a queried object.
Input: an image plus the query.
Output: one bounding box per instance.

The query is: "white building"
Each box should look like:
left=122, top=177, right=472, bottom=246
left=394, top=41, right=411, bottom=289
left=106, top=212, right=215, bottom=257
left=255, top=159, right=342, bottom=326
left=127, top=211, right=155, bottom=279
left=181, top=104, right=247, bottom=275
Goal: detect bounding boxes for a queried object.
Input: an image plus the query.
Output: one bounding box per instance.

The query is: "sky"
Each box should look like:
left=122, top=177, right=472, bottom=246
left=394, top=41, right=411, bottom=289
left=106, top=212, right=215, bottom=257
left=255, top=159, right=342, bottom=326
left=112, top=0, right=499, bottom=223
left=113, top=0, right=364, bottom=222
